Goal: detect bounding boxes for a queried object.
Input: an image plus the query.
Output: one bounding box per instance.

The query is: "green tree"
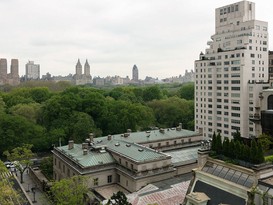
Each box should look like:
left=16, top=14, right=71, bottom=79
left=40, top=156, right=53, bottom=180
left=106, top=191, right=131, bottom=205
left=3, top=144, right=34, bottom=183
left=50, top=176, right=89, bottom=205
left=0, top=96, right=6, bottom=114
left=232, top=130, right=242, bottom=142
left=211, top=132, right=217, bottom=152
left=257, top=133, right=272, bottom=153
left=0, top=113, right=47, bottom=152
left=0, top=160, right=23, bottom=205
left=257, top=141, right=265, bottom=164
left=223, top=137, right=230, bottom=156
left=147, top=96, right=194, bottom=130
left=9, top=103, right=42, bottom=123
left=178, top=82, right=194, bottom=100
left=234, top=140, right=241, bottom=159
left=216, top=132, right=222, bottom=154
left=250, top=140, right=258, bottom=164
left=143, top=86, right=163, bottom=102
left=228, top=139, right=235, bottom=158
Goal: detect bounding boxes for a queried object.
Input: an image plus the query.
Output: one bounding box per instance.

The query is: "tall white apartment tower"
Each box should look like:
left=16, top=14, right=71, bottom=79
left=195, top=1, right=268, bottom=139
left=25, top=61, right=40, bottom=80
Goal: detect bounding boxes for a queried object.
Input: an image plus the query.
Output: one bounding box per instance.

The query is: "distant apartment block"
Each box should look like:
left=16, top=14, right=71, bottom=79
left=25, top=61, right=40, bottom=80
left=73, top=59, right=92, bottom=85
left=163, top=69, right=195, bottom=83
left=0, top=58, right=20, bottom=86
left=195, top=1, right=269, bottom=139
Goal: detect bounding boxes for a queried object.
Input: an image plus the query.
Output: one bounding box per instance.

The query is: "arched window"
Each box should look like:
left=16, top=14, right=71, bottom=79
left=268, top=95, right=273, bottom=109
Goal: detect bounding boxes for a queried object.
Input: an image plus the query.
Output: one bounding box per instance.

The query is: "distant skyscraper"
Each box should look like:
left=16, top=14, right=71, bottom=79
left=25, top=61, right=40, bottom=80
left=132, top=65, right=139, bottom=81
left=0, top=59, right=7, bottom=84
left=84, top=59, right=90, bottom=76
left=10, top=59, right=19, bottom=78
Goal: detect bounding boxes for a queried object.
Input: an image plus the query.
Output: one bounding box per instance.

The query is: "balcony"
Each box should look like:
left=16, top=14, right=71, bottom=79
left=249, top=113, right=261, bottom=123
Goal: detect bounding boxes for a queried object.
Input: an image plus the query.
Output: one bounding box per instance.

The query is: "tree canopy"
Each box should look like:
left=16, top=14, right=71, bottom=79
left=50, top=176, right=90, bottom=205
left=0, top=83, right=195, bottom=153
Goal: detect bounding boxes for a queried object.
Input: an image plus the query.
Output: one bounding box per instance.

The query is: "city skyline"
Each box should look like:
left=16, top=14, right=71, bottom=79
left=1, top=0, right=273, bottom=79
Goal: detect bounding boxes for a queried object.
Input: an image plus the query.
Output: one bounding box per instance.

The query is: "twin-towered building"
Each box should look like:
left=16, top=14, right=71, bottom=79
left=73, top=59, right=92, bottom=85
left=0, top=58, right=20, bottom=86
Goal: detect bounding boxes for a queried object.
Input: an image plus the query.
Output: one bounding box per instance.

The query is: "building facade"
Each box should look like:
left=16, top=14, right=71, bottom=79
left=269, top=51, right=273, bottom=85
left=25, top=61, right=40, bottom=80
left=0, top=58, right=20, bottom=86
left=195, top=1, right=269, bottom=139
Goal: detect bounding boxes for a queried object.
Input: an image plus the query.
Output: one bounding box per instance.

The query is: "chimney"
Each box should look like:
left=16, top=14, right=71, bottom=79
left=127, top=129, right=132, bottom=133
left=89, top=133, right=94, bottom=142
left=68, top=140, right=74, bottom=150
left=108, top=135, right=112, bottom=141
left=124, top=133, right=130, bottom=137
left=179, top=123, right=183, bottom=129
left=83, top=149, right=88, bottom=155
left=159, top=128, right=165, bottom=133
left=82, top=143, right=88, bottom=150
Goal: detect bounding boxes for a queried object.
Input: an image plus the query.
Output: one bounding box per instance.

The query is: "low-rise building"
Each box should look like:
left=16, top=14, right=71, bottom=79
left=52, top=126, right=202, bottom=195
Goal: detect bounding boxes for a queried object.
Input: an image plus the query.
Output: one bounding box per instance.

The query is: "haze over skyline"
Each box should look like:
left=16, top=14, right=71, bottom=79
left=1, top=0, right=273, bottom=79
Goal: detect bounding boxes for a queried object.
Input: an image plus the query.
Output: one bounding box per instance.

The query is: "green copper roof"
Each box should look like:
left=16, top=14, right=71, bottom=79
left=57, top=144, right=115, bottom=167
left=107, top=140, right=169, bottom=162
left=93, top=128, right=198, bottom=148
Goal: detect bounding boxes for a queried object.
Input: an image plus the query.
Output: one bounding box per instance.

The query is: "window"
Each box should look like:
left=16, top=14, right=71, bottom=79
left=231, top=87, right=240, bottom=91
left=93, top=178, right=99, bottom=186
left=117, top=174, right=120, bottom=183
left=232, top=113, right=240, bottom=117
left=107, top=175, right=112, bottom=183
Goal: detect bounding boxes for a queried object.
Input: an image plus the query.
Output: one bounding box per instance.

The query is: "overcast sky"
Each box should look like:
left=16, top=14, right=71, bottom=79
left=0, top=0, right=272, bottom=79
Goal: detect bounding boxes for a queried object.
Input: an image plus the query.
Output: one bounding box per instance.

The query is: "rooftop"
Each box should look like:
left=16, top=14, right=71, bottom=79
left=165, top=146, right=198, bottom=166
left=56, top=144, right=115, bottom=167
left=93, top=127, right=199, bottom=148
left=107, top=140, right=169, bottom=162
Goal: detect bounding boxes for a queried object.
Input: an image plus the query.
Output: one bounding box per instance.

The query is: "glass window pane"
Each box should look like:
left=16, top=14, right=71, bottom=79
left=237, top=173, right=248, bottom=186
left=218, top=167, right=229, bottom=178
left=244, top=176, right=255, bottom=188
left=231, top=171, right=242, bottom=183
left=213, top=165, right=223, bottom=176
left=225, top=169, right=235, bottom=180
